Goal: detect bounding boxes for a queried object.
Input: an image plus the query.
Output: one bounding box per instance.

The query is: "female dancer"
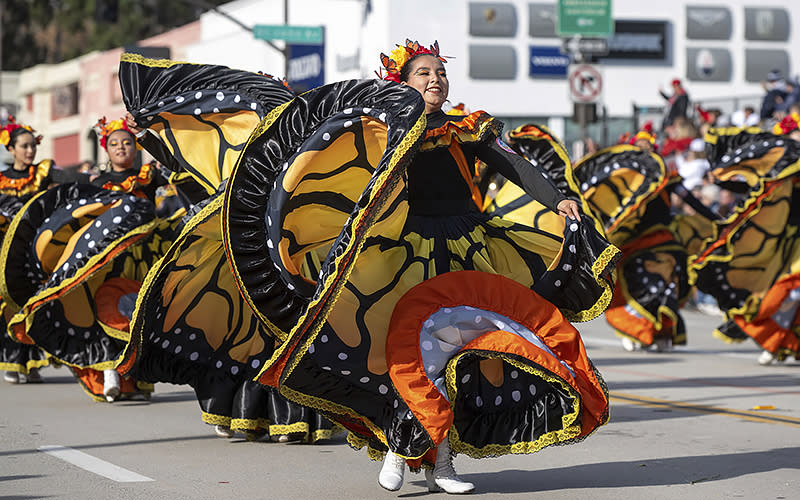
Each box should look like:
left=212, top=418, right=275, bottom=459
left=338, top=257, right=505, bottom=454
left=0, top=118, right=88, bottom=383
left=1, top=117, right=177, bottom=401
left=115, top=55, right=338, bottom=442
left=218, top=40, right=618, bottom=494
left=690, top=115, right=800, bottom=364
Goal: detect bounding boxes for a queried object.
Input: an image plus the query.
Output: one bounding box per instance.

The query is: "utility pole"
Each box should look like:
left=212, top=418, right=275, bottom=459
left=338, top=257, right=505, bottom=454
left=0, top=1, right=4, bottom=112
left=283, top=0, right=289, bottom=79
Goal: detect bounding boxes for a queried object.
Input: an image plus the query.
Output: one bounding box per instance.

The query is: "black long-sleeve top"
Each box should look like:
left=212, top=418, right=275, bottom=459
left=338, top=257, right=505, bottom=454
left=2, top=163, right=90, bottom=186
left=0, top=161, right=91, bottom=203
left=408, top=111, right=565, bottom=216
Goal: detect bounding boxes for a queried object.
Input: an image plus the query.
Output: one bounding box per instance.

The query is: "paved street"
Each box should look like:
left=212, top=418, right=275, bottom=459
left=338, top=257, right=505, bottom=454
left=2, top=309, right=798, bottom=500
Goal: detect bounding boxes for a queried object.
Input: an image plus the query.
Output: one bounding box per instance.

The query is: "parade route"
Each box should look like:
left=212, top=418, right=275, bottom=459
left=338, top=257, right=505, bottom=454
left=3, top=310, right=797, bottom=500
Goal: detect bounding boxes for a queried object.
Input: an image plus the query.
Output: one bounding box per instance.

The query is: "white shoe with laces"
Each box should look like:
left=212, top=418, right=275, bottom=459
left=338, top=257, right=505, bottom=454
left=425, top=439, right=475, bottom=494
left=103, top=369, right=120, bottom=402
left=378, top=450, right=405, bottom=491
left=4, top=371, right=20, bottom=384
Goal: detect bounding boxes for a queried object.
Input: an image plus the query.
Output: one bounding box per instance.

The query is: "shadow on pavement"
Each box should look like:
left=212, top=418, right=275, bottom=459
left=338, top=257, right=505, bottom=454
left=594, top=357, right=682, bottom=366
left=0, top=434, right=216, bottom=458
left=607, top=373, right=800, bottom=393
left=0, top=496, right=55, bottom=499
left=0, top=476, right=44, bottom=482
left=453, top=447, right=800, bottom=493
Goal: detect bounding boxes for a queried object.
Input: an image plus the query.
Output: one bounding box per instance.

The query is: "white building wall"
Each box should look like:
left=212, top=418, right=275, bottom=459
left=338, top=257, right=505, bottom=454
left=190, top=0, right=799, bottom=119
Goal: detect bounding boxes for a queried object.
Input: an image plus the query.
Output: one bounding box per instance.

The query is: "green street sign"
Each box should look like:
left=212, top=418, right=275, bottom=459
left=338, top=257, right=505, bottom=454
left=557, top=0, right=613, bottom=37
left=253, top=25, right=324, bottom=44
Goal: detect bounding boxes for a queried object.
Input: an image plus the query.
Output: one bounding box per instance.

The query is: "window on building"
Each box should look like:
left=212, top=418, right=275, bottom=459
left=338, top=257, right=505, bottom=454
left=53, top=133, right=81, bottom=167
left=51, top=83, right=79, bottom=120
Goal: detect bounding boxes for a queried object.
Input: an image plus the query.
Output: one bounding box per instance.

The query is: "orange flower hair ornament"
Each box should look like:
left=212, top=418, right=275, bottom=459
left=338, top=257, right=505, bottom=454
left=0, top=116, right=42, bottom=147
left=630, top=130, right=657, bottom=147
left=629, top=121, right=658, bottom=150
left=377, top=39, right=448, bottom=83
left=94, top=117, right=141, bottom=150
left=773, top=112, right=800, bottom=135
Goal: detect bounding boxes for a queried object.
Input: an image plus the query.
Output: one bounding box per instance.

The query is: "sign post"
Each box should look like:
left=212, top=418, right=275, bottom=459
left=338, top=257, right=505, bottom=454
left=558, top=0, right=612, bottom=151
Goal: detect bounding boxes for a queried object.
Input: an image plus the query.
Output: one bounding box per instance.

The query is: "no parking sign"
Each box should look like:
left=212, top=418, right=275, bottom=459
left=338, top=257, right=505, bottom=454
left=568, top=64, right=603, bottom=103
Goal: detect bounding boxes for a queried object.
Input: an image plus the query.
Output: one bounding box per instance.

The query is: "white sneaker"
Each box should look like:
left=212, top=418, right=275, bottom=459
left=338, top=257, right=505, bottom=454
left=378, top=450, right=405, bottom=491
left=425, top=439, right=475, bottom=494
left=4, top=371, right=20, bottom=384
left=103, top=369, right=120, bottom=402
left=621, top=337, right=638, bottom=352
left=214, top=425, right=234, bottom=438
left=758, top=350, right=777, bottom=366
left=653, top=338, right=673, bottom=352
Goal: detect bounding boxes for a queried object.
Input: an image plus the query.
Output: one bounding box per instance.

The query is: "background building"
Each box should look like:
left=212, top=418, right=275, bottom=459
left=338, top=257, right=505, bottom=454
left=11, top=0, right=800, bottom=165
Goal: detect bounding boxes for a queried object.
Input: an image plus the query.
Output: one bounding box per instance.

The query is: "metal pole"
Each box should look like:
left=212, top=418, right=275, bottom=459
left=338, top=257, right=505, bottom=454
left=284, top=0, right=289, bottom=79
left=0, top=1, right=4, bottom=111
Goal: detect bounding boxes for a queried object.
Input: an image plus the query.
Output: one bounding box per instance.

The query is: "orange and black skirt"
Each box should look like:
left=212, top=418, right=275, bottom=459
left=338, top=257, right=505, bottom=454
left=690, top=127, right=800, bottom=359
left=0, top=184, right=179, bottom=400
left=116, top=54, right=338, bottom=440
left=219, top=81, right=616, bottom=460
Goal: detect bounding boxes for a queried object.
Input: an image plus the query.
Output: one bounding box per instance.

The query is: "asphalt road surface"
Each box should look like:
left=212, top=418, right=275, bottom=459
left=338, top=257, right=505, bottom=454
left=2, top=309, right=798, bottom=500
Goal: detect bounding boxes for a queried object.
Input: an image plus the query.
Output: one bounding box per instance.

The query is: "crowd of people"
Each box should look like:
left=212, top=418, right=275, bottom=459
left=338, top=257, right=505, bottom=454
left=1, top=40, right=798, bottom=496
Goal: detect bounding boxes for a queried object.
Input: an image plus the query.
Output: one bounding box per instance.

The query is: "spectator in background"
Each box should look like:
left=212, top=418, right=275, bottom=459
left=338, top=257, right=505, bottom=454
left=661, top=116, right=698, bottom=157
left=695, top=105, right=722, bottom=138
left=676, top=138, right=710, bottom=192
left=777, top=79, right=800, bottom=117
left=760, top=69, right=788, bottom=121
left=716, top=188, right=738, bottom=219
left=730, top=106, right=760, bottom=128
left=660, top=78, right=690, bottom=130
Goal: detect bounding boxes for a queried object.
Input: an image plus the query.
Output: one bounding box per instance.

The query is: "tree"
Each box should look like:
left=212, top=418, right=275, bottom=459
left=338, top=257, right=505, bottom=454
left=1, top=0, right=228, bottom=71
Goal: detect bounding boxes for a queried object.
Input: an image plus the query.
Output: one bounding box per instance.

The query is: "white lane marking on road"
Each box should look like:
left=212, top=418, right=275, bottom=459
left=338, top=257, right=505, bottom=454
left=38, top=445, right=154, bottom=482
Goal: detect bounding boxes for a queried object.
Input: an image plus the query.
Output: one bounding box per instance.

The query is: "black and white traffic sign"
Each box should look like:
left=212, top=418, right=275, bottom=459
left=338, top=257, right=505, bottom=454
left=560, top=36, right=609, bottom=56
left=568, top=64, right=603, bottom=103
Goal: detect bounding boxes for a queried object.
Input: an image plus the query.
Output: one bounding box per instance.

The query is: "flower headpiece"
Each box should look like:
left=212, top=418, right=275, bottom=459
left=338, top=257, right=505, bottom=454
left=773, top=112, right=800, bottom=135
left=0, top=116, right=42, bottom=147
left=95, top=117, right=139, bottom=150
left=630, top=122, right=658, bottom=150
left=377, top=39, right=447, bottom=83
left=257, top=71, right=294, bottom=92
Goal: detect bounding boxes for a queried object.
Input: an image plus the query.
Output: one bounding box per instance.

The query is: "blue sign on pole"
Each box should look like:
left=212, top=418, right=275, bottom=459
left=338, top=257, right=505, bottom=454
left=287, top=43, right=325, bottom=93
left=529, top=46, right=570, bottom=77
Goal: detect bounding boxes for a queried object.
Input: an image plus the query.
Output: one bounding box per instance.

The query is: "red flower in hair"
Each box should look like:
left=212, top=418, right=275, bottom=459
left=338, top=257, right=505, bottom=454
left=0, top=115, right=42, bottom=147
left=773, top=113, right=800, bottom=135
